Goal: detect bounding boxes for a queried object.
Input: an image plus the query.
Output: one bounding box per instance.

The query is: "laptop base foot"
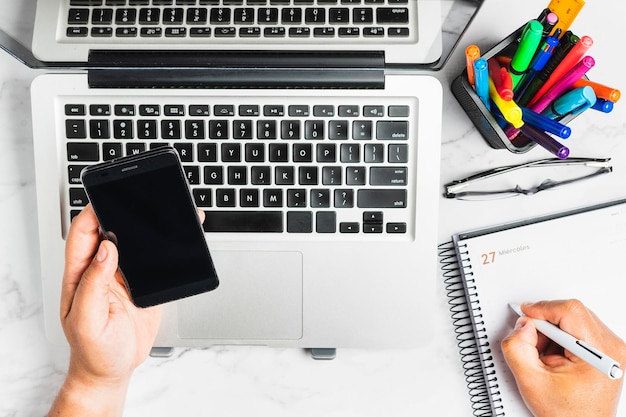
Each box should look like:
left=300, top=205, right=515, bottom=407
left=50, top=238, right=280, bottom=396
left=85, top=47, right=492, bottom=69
left=150, top=347, right=175, bottom=358
left=310, top=348, right=336, bottom=360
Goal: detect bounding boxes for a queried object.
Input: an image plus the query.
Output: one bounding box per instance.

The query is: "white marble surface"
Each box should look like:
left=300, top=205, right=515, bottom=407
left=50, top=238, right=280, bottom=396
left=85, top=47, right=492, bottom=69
left=1, top=1, right=625, bottom=416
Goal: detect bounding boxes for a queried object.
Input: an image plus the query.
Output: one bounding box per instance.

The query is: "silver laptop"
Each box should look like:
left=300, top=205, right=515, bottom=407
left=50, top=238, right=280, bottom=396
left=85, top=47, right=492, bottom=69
left=32, top=0, right=445, bottom=65
left=3, top=0, right=483, bottom=353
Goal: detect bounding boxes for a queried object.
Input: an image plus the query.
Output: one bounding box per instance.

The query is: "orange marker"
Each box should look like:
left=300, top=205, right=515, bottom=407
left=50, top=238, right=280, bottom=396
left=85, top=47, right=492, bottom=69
left=465, top=45, right=481, bottom=87
left=572, top=79, right=621, bottom=102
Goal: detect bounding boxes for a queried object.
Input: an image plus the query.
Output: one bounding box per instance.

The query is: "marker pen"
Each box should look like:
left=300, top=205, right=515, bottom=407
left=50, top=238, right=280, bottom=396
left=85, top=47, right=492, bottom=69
left=474, top=58, right=490, bottom=111
left=522, top=107, right=571, bottom=139
left=465, top=45, right=481, bottom=87
left=541, top=86, right=596, bottom=120
left=519, top=124, right=569, bottom=159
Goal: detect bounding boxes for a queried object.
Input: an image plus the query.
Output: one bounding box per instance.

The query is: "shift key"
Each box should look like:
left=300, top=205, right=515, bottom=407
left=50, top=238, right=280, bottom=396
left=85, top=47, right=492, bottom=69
left=357, top=189, right=407, bottom=208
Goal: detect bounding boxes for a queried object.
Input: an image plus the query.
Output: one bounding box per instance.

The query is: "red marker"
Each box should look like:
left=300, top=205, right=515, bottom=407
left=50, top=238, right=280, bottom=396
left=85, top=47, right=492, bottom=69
left=488, top=58, right=513, bottom=101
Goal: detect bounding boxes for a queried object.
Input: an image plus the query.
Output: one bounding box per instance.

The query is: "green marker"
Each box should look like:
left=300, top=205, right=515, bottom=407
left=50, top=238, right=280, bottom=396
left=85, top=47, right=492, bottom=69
left=509, top=20, right=543, bottom=91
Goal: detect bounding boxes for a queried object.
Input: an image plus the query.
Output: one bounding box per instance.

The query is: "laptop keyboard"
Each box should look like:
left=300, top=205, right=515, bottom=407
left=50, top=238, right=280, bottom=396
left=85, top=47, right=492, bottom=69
left=64, top=0, right=413, bottom=42
left=63, top=94, right=414, bottom=236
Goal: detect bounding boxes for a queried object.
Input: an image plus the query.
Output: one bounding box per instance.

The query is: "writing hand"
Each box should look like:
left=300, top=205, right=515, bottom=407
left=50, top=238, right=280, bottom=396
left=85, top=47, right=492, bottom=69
left=501, top=299, right=626, bottom=417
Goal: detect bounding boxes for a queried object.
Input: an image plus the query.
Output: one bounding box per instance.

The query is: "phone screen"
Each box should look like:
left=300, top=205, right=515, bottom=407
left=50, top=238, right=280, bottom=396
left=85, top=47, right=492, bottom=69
left=81, top=148, right=218, bottom=307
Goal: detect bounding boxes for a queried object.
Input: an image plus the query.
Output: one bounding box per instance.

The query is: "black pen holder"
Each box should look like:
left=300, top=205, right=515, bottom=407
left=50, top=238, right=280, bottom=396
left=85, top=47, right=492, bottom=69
left=451, top=28, right=577, bottom=153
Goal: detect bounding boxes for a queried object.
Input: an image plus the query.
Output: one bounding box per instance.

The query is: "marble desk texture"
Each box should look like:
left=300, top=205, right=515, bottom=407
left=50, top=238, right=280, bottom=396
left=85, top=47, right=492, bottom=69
left=1, top=0, right=625, bottom=416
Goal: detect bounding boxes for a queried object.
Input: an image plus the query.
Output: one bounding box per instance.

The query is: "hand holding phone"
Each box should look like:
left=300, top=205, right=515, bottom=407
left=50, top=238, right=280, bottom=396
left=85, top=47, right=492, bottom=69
left=81, top=147, right=219, bottom=307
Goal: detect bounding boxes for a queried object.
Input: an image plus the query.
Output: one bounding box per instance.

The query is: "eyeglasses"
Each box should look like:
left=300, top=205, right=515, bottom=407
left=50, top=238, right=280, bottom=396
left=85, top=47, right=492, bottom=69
left=444, top=157, right=613, bottom=200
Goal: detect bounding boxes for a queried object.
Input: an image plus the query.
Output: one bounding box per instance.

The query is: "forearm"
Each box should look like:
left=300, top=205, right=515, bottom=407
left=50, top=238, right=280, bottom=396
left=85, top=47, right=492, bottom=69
left=48, top=371, right=131, bottom=417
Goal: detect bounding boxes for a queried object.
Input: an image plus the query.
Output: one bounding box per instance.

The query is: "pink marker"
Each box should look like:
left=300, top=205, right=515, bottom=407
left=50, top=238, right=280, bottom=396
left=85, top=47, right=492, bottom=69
left=530, top=55, right=595, bottom=114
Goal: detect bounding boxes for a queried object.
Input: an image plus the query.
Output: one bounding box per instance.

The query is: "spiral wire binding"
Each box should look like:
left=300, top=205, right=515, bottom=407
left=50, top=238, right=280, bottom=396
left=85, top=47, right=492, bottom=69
left=439, top=241, right=505, bottom=417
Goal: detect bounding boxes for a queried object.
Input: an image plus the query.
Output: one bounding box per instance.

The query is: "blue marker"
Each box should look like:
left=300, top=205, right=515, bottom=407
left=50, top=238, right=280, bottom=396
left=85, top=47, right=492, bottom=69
left=474, top=58, right=490, bottom=111
left=515, top=32, right=560, bottom=99
left=591, top=98, right=614, bottom=113
left=542, top=86, right=597, bottom=120
left=521, top=107, right=571, bottom=139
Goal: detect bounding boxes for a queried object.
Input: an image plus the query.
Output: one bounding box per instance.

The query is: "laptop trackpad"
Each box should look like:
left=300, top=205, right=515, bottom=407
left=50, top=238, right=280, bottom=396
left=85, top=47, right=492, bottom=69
left=178, top=251, right=303, bottom=341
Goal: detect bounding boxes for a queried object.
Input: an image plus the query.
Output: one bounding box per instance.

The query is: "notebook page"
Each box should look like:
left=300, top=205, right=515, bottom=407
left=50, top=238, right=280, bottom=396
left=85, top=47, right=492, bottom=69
left=457, top=200, right=626, bottom=417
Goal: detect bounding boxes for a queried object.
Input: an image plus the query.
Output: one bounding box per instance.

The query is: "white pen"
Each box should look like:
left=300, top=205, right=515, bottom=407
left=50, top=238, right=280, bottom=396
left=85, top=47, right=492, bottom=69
left=509, top=303, right=623, bottom=380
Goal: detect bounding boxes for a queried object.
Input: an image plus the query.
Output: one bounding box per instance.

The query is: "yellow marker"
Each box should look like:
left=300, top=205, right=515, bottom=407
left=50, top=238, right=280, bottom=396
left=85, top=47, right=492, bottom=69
left=489, top=79, right=524, bottom=129
left=547, top=0, right=586, bottom=37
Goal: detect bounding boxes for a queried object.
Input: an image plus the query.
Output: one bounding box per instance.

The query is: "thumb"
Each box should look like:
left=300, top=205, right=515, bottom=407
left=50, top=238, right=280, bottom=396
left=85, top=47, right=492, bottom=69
left=501, top=317, right=543, bottom=378
left=69, top=240, right=119, bottom=329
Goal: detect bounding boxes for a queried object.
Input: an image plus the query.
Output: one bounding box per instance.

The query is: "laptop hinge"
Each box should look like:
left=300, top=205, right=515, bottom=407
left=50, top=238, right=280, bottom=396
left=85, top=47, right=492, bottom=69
left=87, top=50, right=385, bottom=89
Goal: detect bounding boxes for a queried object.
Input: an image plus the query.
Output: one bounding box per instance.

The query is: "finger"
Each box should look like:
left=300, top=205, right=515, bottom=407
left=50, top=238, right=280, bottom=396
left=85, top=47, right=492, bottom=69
left=197, top=208, right=206, bottom=223
left=61, top=205, right=102, bottom=318
left=66, top=240, right=119, bottom=329
left=501, top=317, right=545, bottom=380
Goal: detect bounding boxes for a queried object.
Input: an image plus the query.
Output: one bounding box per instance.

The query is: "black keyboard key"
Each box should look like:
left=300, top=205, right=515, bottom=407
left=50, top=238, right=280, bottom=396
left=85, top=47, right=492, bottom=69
left=113, top=120, right=133, bottom=139
left=215, top=189, right=236, bottom=207
left=329, top=7, right=349, bottom=23
left=287, top=211, right=312, bottom=233
left=357, top=189, right=407, bottom=208
left=137, top=120, right=158, bottom=139
left=68, top=9, right=90, bottom=24
left=240, top=189, right=259, bottom=207
left=187, top=8, right=208, bottom=24
left=369, top=167, right=407, bottom=186
left=163, top=8, right=184, bottom=24
left=91, top=27, right=113, bottom=37
left=203, top=166, right=223, bottom=184
left=210, top=8, right=231, bottom=24
left=257, top=120, right=277, bottom=139
left=387, top=223, right=407, bottom=233
left=203, top=211, right=283, bottom=232
left=192, top=189, right=212, bottom=207
left=263, top=189, right=283, bottom=207
left=69, top=188, right=89, bottom=207
left=340, top=222, right=359, bottom=233
left=376, top=7, right=408, bottom=24
left=66, top=120, right=87, bottom=139
left=305, top=8, right=325, bottom=23
left=328, top=120, right=348, bottom=140
left=71, top=0, right=102, bottom=5
left=68, top=165, right=87, bottom=184
left=126, top=142, right=145, bottom=156
left=102, top=143, right=122, bottom=160
left=92, top=8, right=114, bottom=24
left=275, top=166, right=294, bottom=185
left=67, top=27, right=89, bottom=37
left=183, top=166, right=200, bottom=184
left=388, top=105, right=409, bottom=117
left=298, top=166, right=318, bottom=185
left=67, top=142, right=99, bottom=161
left=116, top=8, right=137, bottom=24
left=173, top=143, right=194, bottom=162
left=89, top=120, right=110, bottom=139
left=376, top=121, right=408, bottom=140
left=388, top=144, right=408, bottom=163
left=139, top=8, right=160, bottom=24
left=334, top=189, right=354, bottom=208
left=269, top=143, right=289, bottom=162
left=185, top=120, right=205, bottom=139
left=161, top=120, right=181, bottom=139
left=316, top=212, right=336, bottom=233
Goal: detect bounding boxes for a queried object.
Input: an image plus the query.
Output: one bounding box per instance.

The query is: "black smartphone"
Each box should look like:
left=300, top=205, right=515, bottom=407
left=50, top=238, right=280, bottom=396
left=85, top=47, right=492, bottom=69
left=81, top=147, right=219, bottom=307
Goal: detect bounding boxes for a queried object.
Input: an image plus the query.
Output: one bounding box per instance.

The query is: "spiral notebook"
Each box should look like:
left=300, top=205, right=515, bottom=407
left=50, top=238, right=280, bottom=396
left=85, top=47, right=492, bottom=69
left=440, top=199, right=626, bottom=417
